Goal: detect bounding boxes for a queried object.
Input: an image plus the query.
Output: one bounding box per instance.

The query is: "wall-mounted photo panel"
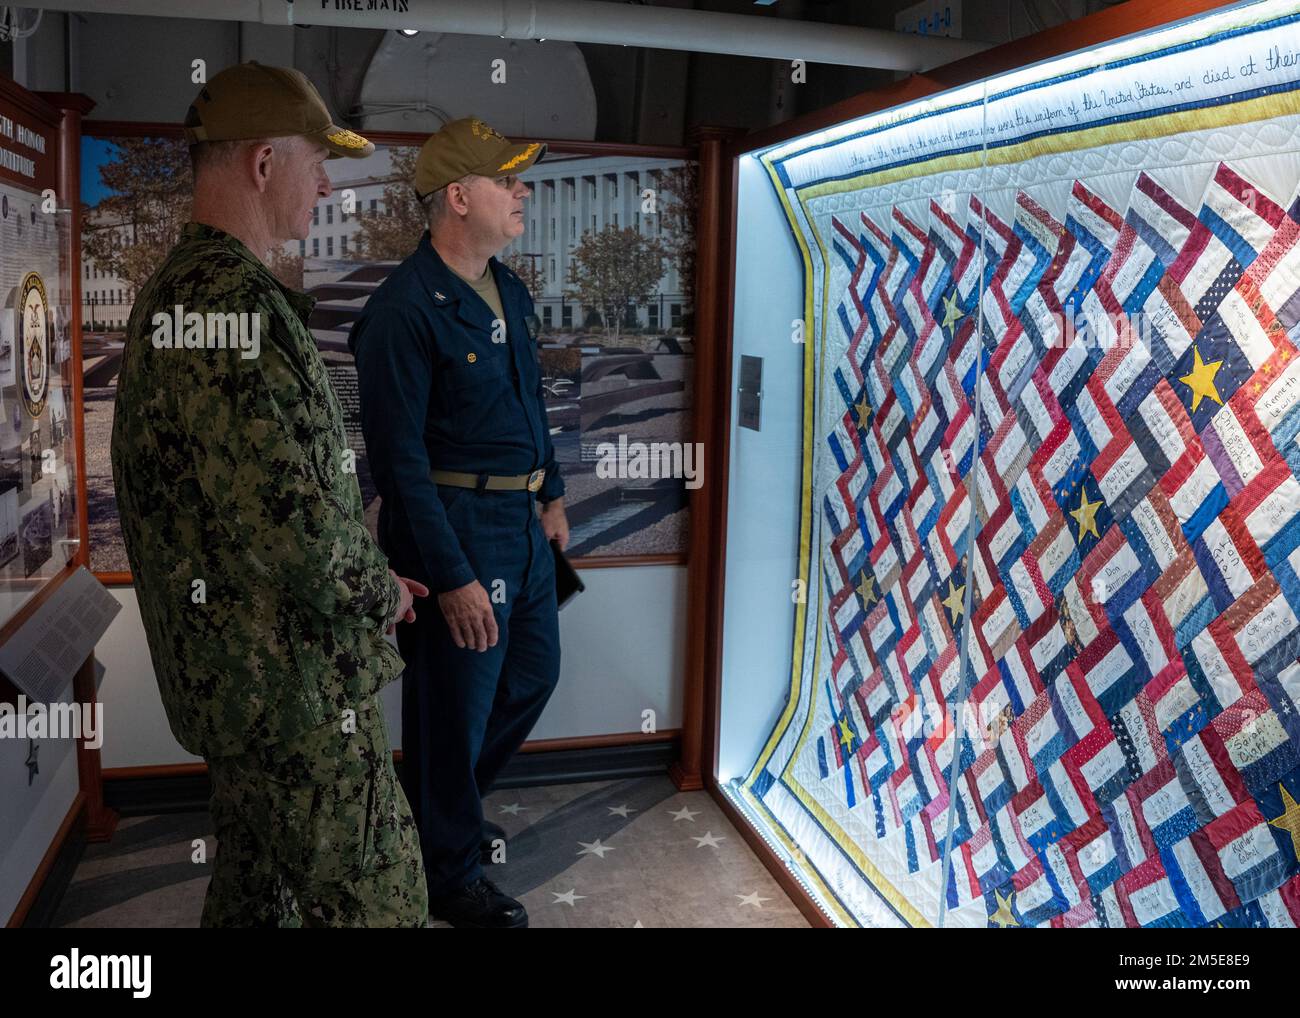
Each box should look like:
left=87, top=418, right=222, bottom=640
left=81, top=134, right=697, bottom=574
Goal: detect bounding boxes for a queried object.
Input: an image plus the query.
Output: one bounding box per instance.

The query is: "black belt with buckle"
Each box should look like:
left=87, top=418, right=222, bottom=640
left=431, top=468, right=546, bottom=492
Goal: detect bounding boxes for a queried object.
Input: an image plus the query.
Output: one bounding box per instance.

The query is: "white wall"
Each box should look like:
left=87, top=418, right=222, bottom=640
left=96, top=565, right=686, bottom=769
left=0, top=705, right=80, bottom=924
left=716, top=153, right=806, bottom=783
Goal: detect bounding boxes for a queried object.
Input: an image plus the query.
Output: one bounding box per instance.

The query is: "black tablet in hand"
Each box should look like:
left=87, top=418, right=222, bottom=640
left=551, top=539, right=585, bottom=609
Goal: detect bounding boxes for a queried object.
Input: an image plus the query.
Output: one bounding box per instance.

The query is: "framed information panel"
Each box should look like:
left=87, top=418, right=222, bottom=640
left=0, top=79, right=82, bottom=642
left=722, top=0, right=1300, bottom=927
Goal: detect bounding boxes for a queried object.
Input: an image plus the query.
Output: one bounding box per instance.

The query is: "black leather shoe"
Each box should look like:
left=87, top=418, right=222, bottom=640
left=429, top=877, right=528, bottom=928
left=481, top=820, right=507, bottom=863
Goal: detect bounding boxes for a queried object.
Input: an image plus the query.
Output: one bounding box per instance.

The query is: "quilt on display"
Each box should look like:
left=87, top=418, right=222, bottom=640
left=741, top=1, right=1300, bottom=926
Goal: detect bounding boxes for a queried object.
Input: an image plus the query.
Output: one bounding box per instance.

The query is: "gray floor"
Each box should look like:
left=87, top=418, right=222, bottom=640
left=52, top=775, right=810, bottom=928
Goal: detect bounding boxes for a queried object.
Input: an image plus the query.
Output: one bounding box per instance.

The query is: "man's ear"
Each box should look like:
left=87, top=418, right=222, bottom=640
left=249, top=140, right=277, bottom=194
left=449, top=177, right=474, bottom=217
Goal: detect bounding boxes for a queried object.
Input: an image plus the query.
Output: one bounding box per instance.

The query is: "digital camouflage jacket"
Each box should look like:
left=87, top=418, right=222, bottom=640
left=111, top=222, right=402, bottom=759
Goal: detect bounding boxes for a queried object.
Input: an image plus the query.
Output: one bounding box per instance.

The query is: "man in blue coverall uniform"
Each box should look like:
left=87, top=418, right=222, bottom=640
left=349, top=118, right=569, bottom=928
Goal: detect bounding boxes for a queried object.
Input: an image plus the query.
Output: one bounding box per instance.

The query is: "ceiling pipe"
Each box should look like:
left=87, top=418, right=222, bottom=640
left=14, top=0, right=990, bottom=72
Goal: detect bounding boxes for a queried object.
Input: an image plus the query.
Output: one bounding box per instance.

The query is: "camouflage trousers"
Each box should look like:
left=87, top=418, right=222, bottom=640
left=201, top=698, right=427, bottom=927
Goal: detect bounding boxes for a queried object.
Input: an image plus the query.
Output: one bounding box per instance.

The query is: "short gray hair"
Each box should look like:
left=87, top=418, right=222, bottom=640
left=189, top=135, right=290, bottom=181
left=422, top=173, right=475, bottom=227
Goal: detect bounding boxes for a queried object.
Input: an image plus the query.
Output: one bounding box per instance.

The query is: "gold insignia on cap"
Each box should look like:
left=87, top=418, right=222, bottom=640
left=471, top=118, right=506, bottom=142
left=467, top=352, right=477, bottom=363
left=325, top=128, right=370, bottom=149
left=498, top=142, right=541, bottom=172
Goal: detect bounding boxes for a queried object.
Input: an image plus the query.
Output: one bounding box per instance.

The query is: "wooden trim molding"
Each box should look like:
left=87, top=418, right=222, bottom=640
left=73, top=656, right=118, bottom=843
left=567, top=553, right=685, bottom=570
left=0, top=75, right=65, bottom=128
left=96, top=556, right=683, bottom=588
left=100, top=762, right=207, bottom=781
left=706, top=778, right=830, bottom=928
left=6, top=791, right=84, bottom=929
left=100, top=729, right=681, bottom=782
left=671, top=124, right=746, bottom=794
left=49, top=91, right=95, bottom=577
left=0, top=563, right=80, bottom=702
left=92, top=571, right=133, bottom=587
left=52, top=91, right=118, bottom=845
left=516, top=728, right=679, bottom=754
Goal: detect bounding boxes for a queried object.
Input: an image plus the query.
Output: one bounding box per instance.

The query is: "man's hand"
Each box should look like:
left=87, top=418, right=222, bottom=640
left=438, top=579, right=499, bottom=652
left=540, top=496, right=570, bottom=551
left=387, top=569, right=430, bottom=634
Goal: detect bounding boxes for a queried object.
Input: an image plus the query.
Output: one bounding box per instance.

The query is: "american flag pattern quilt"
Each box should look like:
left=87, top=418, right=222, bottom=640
left=740, top=1, right=1300, bottom=927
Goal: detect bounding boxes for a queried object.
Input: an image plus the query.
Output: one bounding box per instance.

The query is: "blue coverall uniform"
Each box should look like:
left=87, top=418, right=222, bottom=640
left=349, top=230, right=563, bottom=897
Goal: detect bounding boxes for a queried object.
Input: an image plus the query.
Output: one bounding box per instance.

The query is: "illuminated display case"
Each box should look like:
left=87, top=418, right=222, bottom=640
left=712, top=0, right=1300, bottom=927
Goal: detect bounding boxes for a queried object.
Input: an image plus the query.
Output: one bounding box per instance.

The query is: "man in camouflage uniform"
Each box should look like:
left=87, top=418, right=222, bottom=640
left=110, top=62, right=428, bottom=927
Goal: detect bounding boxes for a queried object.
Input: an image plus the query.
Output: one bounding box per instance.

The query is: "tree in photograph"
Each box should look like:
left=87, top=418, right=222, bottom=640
left=565, top=225, right=667, bottom=342
left=503, top=252, right=544, bottom=297
left=352, top=145, right=425, bottom=261
left=654, top=163, right=698, bottom=330
left=267, top=248, right=304, bottom=291
left=81, top=137, right=192, bottom=289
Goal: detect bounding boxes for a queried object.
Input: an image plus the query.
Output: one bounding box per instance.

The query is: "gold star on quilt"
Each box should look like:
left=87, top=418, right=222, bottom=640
left=989, top=888, right=1019, bottom=928
left=1179, top=345, right=1225, bottom=412
left=1070, top=488, right=1103, bottom=542
left=1268, top=784, right=1300, bottom=859
left=856, top=572, right=878, bottom=607
left=942, top=577, right=965, bottom=623
left=940, top=291, right=965, bottom=335
left=853, top=395, right=872, bottom=427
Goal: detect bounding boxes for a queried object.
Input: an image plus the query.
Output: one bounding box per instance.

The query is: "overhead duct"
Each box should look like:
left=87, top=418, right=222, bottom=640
left=355, top=31, right=598, bottom=137
left=15, top=0, right=989, bottom=72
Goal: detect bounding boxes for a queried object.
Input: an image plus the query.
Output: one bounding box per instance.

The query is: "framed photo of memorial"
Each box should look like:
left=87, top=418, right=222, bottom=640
left=79, top=121, right=700, bottom=582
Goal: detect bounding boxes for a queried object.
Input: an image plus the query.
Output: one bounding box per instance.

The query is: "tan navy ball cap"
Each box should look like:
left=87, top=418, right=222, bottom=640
left=183, top=60, right=374, bottom=159
left=413, top=117, right=547, bottom=199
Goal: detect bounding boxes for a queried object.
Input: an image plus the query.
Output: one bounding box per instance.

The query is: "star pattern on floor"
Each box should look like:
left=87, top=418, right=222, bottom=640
left=474, top=781, right=805, bottom=926
left=52, top=777, right=807, bottom=928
